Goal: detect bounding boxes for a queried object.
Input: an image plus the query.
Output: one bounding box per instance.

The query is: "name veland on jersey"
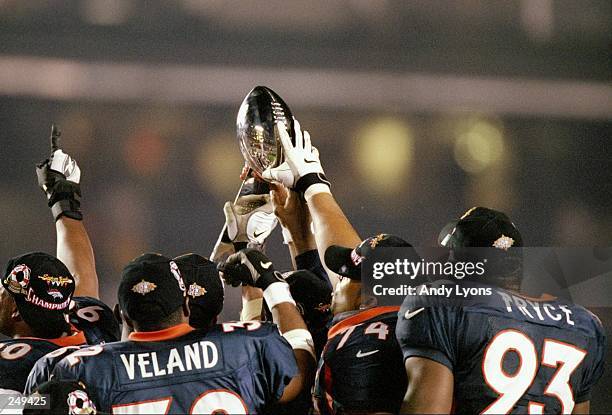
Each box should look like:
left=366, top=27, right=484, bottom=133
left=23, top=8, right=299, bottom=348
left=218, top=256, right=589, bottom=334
left=120, top=341, right=219, bottom=380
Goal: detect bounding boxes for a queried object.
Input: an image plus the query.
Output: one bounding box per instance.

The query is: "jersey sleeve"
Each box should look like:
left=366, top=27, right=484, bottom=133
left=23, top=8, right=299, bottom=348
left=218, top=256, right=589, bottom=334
left=70, top=297, right=121, bottom=344
left=574, top=313, right=607, bottom=403
left=24, top=346, right=82, bottom=395
left=24, top=357, right=53, bottom=395
left=50, top=354, right=82, bottom=383
left=50, top=348, right=111, bottom=412
left=258, top=327, right=299, bottom=402
left=395, top=291, right=460, bottom=371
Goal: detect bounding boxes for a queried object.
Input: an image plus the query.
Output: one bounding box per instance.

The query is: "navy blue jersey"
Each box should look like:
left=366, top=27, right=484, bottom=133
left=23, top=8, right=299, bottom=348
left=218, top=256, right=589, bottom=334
left=0, top=331, right=86, bottom=393
left=24, top=345, right=83, bottom=394
left=52, top=321, right=297, bottom=414
left=396, top=280, right=607, bottom=414
left=314, top=306, right=407, bottom=414
left=69, top=296, right=120, bottom=344
left=22, top=297, right=119, bottom=394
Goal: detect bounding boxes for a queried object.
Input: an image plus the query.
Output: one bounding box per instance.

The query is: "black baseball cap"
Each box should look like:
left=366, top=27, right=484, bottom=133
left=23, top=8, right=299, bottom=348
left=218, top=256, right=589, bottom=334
left=2, top=252, right=75, bottom=332
left=118, top=253, right=186, bottom=325
left=438, top=207, right=523, bottom=249
left=325, top=234, right=413, bottom=280
left=173, top=253, right=224, bottom=326
left=284, top=270, right=332, bottom=323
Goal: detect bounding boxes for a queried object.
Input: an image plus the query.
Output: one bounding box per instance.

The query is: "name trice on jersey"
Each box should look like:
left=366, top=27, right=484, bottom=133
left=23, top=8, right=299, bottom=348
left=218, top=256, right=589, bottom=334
left=496, top=291, right=575, bottom=325
left=120, top=340, right=219, bottom=380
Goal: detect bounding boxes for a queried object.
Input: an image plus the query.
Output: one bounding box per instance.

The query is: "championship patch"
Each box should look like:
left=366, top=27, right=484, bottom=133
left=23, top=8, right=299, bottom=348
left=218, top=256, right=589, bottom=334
left=4, top=264, right=31, bottom=295
left=187, top=283, right=207, bottom=298
left=67, top=388, right=97, bottom=415
left=369, top=233, right=387, bottom=249
left=38, top=274, right=73, bottom=287
left=131, top=280, right=157, bottom=295
left=492, top=234, right=515, bottom=251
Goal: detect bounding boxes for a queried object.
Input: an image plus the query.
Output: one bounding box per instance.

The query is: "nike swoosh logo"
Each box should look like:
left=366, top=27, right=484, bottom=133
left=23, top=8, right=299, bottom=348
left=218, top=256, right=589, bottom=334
left=356, top=349, right=379, bottom=358
left=253, top=230, right=265, bottom=238
left=303, top=158, right=318, bottom=164
left=404, top=307, right=425, bottom=320
left=260, top=261, right=273, bottom=269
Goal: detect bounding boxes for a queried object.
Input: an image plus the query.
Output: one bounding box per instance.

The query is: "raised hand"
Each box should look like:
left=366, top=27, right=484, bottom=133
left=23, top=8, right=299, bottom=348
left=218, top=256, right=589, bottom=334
left=262, top=119, right=330, bottom=197
left=217, top=249, right=284, bottom=289
left=36, top=124, right=83, bottom=221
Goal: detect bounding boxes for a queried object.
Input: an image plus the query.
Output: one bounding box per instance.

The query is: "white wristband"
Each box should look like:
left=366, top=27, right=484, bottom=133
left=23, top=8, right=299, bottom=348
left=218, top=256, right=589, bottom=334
left=304, top=183, right=331, bottom=201
left=263, top=282, right=296, bottom=309
left=283, top=328, right=316, bottom=360
left=240, top=298, right=263, bottom=321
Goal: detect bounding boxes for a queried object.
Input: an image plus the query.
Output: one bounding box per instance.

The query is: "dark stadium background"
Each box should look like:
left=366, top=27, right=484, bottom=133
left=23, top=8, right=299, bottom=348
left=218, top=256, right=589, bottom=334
left=0, top=1, right=610, bottom=411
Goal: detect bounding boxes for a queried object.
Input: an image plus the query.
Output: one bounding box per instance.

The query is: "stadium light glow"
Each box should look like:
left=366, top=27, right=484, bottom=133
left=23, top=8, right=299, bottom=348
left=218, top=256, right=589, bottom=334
left=354, top=118, right=414, bottom=194
left=196, top=134, right=244, bottom=198
left=453, top=118, right=504, bottom=174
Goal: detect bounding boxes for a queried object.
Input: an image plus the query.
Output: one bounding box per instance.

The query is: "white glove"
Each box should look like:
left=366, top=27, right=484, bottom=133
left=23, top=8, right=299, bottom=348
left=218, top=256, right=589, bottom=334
left=49, top=149, right=81, bottom=184
left=262, top=119, right=330, bottom=198
left=223, top=194, right=278, bottom=245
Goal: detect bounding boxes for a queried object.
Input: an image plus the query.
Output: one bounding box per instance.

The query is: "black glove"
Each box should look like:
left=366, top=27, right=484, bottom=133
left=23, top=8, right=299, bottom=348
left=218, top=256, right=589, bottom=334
left=217, top=248, right=284, bottom=290
left=36, top=125, right=83, bottom=221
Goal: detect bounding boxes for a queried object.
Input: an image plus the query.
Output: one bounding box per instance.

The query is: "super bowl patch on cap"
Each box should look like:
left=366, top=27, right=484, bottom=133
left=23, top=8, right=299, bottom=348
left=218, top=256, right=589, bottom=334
left=131, top=280, right=157, bottom=295
left=118, top=253, right=187, bottom=324
left=4, top=264, right=31, bottom=295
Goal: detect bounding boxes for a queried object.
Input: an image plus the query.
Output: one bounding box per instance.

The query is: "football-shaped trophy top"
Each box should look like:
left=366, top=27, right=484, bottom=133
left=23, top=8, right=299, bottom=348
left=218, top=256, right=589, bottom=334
left=236, top=86, right=295, bottom=174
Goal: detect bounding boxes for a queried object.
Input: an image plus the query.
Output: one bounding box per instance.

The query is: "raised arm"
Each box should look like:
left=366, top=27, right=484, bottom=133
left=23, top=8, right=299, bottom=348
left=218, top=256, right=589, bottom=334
left=36, top=125, right=99, bottom=298
left=262, top=120, right=360, bottom=285
left=55, top=218, right=98, bottom=298
left=218, top=249, right=316, bottom=404
left=210, top=176, right=279, bottom=321
left=306, top=192, right=361, bottom=271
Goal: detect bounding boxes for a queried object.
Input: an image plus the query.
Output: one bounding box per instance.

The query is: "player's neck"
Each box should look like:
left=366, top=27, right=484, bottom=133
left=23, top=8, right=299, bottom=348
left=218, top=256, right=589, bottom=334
left=11, top=321, right=36, bottom=338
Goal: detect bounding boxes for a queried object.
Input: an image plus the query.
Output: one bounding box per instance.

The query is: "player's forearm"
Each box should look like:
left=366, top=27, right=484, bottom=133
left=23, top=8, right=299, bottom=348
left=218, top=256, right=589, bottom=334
left=271, top=303, right=316, bottom=404
left=573, top=401, right=590, bottom=414
left=56, top=217, right=99, bottom=298
left=270, top=302, right=307, bottom=333
left=287, top=242, right=299, bottom=270
left=278, top=349, right=315, bottom=404
left=240, top=286, right=263, bottom=321
left=305, top=192, right=361, bottom=281
left=290, top=228, right=317, bottom=256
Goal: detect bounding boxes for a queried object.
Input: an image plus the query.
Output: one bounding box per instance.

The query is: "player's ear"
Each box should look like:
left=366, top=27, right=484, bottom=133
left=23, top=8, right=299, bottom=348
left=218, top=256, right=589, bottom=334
left=112, top=303, right=122, bottom=324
